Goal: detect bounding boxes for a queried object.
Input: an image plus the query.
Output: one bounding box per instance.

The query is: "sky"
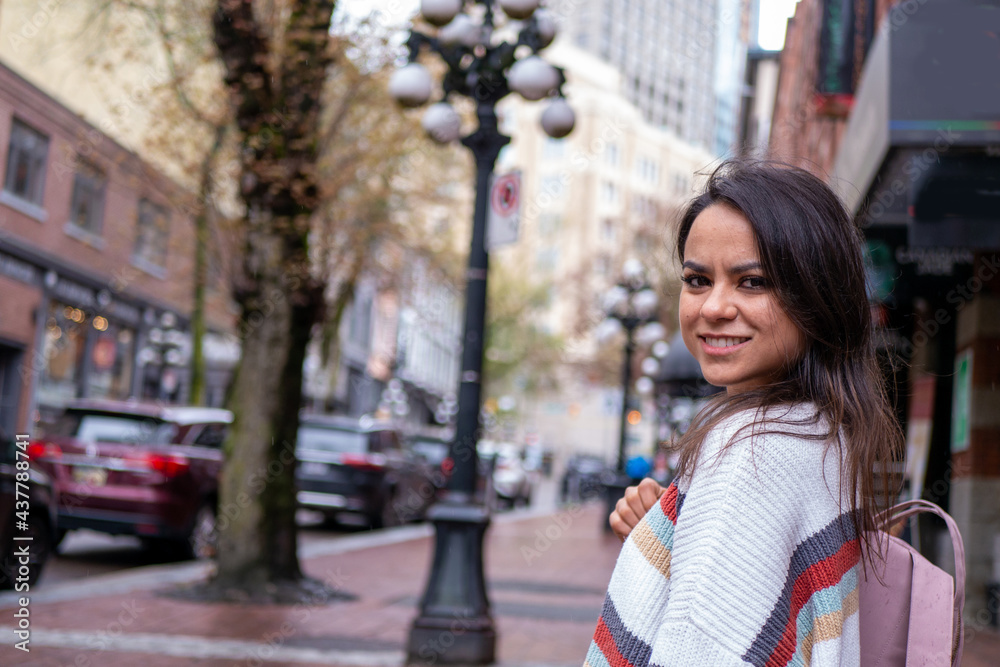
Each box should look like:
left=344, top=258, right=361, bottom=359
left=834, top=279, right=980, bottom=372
left=338, top=0, right=800, bottom=51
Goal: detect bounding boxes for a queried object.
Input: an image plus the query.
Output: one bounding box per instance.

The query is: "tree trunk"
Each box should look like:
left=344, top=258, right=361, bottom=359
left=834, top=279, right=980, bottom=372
left=216, top=219, right=318, bottom=586
left=211, top=0, right=335, bottom=594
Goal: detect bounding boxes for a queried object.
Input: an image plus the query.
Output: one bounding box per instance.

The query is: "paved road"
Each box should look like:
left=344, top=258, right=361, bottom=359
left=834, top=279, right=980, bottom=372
left=37, top=511, right=359, bottom=588
left=38, top=477, right=561, bottom=589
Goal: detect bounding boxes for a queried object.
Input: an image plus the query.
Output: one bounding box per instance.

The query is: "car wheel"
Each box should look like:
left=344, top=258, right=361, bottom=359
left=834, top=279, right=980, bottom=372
left=1, top=513, right=52, bottom=589
left=187, top=502, right=218, bottom=560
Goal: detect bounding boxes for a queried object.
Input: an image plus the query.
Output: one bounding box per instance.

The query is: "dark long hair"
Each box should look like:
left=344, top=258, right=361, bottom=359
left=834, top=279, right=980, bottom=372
left=673, top=159, right=903, bottom=566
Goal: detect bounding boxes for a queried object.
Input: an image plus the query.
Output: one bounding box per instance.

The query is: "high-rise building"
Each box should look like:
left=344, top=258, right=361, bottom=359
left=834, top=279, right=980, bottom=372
left=549, top=0, right=755, bottom=154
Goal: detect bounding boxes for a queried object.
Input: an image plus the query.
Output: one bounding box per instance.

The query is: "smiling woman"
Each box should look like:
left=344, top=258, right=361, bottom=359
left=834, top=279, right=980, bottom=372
left=679, top=204, right=807, bottom=393
left=585, top=160, right=904, bottom=667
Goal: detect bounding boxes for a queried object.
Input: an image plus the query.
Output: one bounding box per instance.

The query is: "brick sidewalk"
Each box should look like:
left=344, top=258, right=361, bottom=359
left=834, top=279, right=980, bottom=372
left=2, top=503, right=997, bottom=666
left=0, top=504, right=619, bottom=666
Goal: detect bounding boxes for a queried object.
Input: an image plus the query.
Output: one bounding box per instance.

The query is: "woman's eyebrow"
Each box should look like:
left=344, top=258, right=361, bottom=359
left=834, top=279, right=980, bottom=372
left=681, top=260, right=709, bottom=272
left=682, top=260, right=763, bottom=274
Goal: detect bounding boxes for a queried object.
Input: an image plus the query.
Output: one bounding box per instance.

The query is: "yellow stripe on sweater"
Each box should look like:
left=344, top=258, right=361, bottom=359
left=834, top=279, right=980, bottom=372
left=632, top=520, right=673, bottom=579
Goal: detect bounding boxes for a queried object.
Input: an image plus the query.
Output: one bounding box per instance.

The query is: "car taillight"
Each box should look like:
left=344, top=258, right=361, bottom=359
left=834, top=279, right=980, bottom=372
left=340, top=453, right=386, bottom=471
left=27, top=441, right=62, bottom=461
left=441, top=457, right=454, bottom=475
left=144, top=453, right=190, bottom=477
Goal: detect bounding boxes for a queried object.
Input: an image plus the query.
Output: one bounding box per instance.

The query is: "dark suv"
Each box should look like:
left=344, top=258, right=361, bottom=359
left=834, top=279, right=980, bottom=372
left=29, top=399, right=232, bottom=558
left=295, top=415, right=439, bottom=528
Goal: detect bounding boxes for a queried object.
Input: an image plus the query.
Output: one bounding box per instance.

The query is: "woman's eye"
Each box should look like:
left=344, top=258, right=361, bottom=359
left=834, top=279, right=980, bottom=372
left=682, top=275, right=708, bottom=288
left=741, top=276, right=767, bottom=289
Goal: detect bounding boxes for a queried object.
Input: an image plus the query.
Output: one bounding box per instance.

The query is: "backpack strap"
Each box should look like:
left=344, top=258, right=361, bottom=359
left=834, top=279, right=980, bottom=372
left=878, top=500, right=966, bottom=667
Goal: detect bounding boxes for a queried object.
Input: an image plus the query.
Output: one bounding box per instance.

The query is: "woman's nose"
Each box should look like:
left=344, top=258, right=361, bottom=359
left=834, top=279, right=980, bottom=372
left=701, top=286, right=738, bottom=320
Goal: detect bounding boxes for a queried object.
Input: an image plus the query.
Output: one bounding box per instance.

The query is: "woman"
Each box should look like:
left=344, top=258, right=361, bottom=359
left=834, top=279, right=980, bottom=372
left=585, top=160, right=902, bottom=667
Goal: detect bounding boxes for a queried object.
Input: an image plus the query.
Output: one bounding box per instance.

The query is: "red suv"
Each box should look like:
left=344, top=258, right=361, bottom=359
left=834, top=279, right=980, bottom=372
left=29, top=399, right=232, bottom=559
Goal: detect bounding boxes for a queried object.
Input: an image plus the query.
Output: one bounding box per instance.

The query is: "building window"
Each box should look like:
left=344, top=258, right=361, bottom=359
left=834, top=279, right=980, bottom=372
left=542, top=137, right=567, bottom=159
left=69, top=160, right=106, bottom=234
left=37, top=302, right=88, bottom=410
left=605, top=143, right=620, bottom=168
left=86, top=322, right=135, bottom=400
left=133, top=199, right=170, bottom=269
left=601, top=181, right=619, bottom=204
left=601, top=218, right=616, bottom=242
left=4, top=119, right=49, bottom=207
left=539, top=213, right=561, bottom=237
left=349, top=290, right=374, bottom=347
left=539, top=175, right=565, bottom=199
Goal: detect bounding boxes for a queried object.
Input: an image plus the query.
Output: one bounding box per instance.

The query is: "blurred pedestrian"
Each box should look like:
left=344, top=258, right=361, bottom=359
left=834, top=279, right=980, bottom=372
left=585, top=160, right=902, bottom=666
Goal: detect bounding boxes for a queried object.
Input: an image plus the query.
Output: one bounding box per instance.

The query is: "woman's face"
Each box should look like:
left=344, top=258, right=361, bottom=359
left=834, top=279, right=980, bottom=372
left=679, top=204, right=806, bottom=394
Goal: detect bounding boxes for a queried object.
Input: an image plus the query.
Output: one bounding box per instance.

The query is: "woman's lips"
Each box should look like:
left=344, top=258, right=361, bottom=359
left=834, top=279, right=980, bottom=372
left=699, top=335, right=751, bottom=355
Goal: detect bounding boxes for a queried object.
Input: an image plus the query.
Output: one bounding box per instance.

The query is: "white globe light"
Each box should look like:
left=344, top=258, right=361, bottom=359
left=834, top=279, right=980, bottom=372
left=602, top=285, right=629, bottom=315
left=534, top=9, right=557, bottom=48
left=508, top=55, right=559, bottom=101
left=422, top=102, right=462, bottom=143
left=632, top=288, right=659, bottom=318
left=421, top=0, right=463, bottom=27
left=438, top=13, right=479, bottom=47
left=636, top=321, right=667, bottom=346
left=641, top=357, right=660, bottom=377
left=595, top=318, right=624, bottom=345
left=652, top=340, right=670, bottom=358
left=389, top=63, right=433, bottom=108
left=622, top=258, right=644, bottom=282
left=541, top=97, right=575, bottom=138
left=499, top=0, right=540, bottom=20
left=636, top=376, right=655, bottom=396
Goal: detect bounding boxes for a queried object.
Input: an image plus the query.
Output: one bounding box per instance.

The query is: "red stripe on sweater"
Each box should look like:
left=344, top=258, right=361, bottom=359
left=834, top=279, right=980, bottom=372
left=593, top=616, right=636, bottom=667
left=659, top=483, right=679, bottom=523
left=764, top=537, right=860, bottom=667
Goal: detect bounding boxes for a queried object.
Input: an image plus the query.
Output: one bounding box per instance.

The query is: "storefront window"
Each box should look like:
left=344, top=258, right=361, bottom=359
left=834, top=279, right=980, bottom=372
left=86, top=321, right=135, bottom=400
left=37, top=302, right=88, bottom=409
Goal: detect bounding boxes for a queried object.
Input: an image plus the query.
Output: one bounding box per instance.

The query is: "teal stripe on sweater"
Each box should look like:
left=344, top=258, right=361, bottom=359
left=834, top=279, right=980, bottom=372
left=585, top=639, right=612, bottom=667
left=787, top=566, right=860, bottom=667
left=638, top=497, right=676, bottom=549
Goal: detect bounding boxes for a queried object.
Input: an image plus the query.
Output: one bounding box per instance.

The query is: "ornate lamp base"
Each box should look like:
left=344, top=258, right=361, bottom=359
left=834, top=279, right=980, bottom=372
left=406, top=500, right=496, bottom=665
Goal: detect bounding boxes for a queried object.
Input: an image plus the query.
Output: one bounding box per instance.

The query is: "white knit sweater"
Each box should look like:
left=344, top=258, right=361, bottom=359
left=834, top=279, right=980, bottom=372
left=585, top=403, right=861, bottom=667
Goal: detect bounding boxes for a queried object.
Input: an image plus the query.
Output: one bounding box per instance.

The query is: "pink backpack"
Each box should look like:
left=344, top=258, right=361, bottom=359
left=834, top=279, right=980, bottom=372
left=859, top=499, right=966, bottom=667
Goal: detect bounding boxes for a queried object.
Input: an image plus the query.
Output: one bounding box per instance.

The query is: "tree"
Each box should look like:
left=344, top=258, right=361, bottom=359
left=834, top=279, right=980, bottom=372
left=68, top=0, right=468, bottom=597
left=483, top=261, right=563, bottom=398
left=205, top=0, right=336, bottom=595
left=77, top=0, right=236, bottom=406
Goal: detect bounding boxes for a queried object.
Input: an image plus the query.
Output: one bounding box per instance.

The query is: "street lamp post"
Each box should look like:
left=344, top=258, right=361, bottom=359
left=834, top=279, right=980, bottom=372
left=137, top=311, right=189, bottom=403
left=596, top=259, right=666, bottom=526
left=390, top=2, right=573, bottom=663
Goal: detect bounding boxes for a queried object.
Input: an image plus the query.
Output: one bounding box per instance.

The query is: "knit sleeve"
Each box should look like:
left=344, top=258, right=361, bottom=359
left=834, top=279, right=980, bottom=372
left=647, top=417, right=861, bottom=667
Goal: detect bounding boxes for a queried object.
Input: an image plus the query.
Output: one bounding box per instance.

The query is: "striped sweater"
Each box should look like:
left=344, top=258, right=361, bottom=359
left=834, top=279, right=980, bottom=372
left=585, top=404, right=861, bottom=667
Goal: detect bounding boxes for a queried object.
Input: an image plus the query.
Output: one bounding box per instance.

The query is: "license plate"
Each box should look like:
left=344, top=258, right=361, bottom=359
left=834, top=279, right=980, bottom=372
left=73, top=466, right=108, bottom=487
left=301, top=461, right=330, bottom=476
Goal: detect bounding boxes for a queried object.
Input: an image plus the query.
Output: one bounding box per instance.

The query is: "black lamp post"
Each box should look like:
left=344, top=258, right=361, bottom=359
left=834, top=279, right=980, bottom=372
left=389, top=1, right=573, bottom=663
left=596, top=260, right=665, bottom=525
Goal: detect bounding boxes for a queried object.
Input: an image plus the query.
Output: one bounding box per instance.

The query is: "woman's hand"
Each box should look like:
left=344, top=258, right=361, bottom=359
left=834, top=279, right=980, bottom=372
left=609, top=478, right=666, bottom=541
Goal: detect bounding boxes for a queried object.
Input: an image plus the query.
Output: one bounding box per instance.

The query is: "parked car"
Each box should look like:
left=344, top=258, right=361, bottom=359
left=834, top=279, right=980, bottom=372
left=478, top=440, right=534, bottom=508
left=560, top=454, right=614, bottom=504
left=0, top=430, right=57, bottom=589
left=405, top=431, right=453, bottom=491
left=295, top=415, right=440, bottom=528
left=28, top=399, right=232, bottom=559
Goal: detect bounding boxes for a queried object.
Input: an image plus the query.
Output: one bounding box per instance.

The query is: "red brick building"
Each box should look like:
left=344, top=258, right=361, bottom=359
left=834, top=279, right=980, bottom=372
left=0, top=62, right=236, bottom=436
left=768, top=0, right=1000, bottom=625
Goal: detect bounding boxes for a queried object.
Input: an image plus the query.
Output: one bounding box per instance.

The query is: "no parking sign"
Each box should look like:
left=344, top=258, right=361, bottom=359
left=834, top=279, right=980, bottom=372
left=486, top=171, right=520, bottom=250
